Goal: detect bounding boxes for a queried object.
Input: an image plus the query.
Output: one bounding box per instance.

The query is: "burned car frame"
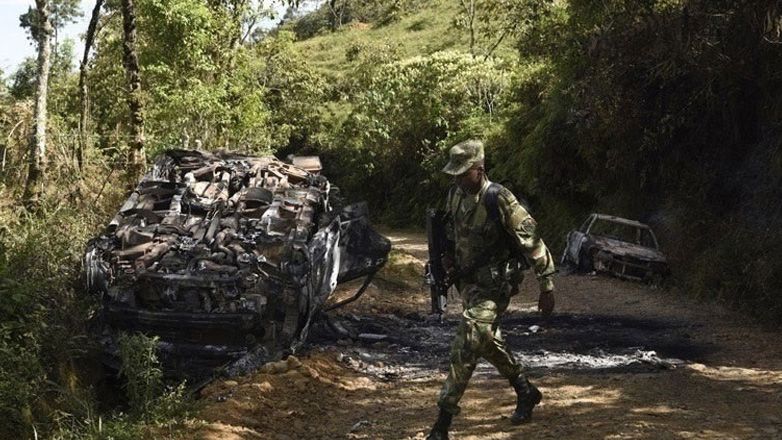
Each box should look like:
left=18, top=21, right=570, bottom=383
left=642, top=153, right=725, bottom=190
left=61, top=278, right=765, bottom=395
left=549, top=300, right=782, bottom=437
left=561, top=213, right=669, bottom=282
left=83, top=150, right=390, bottom=378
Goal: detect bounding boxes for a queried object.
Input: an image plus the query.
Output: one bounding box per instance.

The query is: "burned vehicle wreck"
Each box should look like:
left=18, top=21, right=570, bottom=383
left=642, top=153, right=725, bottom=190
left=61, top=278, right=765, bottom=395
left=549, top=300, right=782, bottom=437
left=84, top=150, right=390, bottom=378
left=562, top=213, right=669, bottom=282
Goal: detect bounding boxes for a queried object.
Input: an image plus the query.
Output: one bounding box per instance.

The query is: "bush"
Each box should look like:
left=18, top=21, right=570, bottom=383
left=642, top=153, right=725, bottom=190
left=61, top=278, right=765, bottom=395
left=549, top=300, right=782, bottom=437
left=324, top=50, right=513, bottom=225
left=117, top=333, right=164, bottom=416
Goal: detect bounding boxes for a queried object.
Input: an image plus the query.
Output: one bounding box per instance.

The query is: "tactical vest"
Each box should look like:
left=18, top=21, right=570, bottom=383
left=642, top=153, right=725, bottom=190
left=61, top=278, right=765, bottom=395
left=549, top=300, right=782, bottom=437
left=447, top=182, right=530, bottom=286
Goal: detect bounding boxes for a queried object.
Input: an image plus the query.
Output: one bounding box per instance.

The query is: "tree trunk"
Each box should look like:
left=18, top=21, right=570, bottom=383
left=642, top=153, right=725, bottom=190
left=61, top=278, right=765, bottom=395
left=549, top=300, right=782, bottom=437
left=77, top=0, right=105, bottom=172
left=23, top=0, right=53, bottom=209
left=120, top=0, right=145, bottom=177
left=460, top=0, right=476, bottom=58
left=328, top=0, right=346, bottom=31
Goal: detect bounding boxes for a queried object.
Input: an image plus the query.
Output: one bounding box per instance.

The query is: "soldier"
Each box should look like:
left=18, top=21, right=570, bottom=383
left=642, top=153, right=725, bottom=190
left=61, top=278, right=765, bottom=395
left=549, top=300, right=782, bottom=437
left=426, top=139, right=556, bottom=439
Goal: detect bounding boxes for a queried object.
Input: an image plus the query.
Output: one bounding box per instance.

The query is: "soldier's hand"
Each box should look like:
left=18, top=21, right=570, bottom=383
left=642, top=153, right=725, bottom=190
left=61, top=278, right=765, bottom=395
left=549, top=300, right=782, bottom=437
left=538, top=290, right=555, bottom=319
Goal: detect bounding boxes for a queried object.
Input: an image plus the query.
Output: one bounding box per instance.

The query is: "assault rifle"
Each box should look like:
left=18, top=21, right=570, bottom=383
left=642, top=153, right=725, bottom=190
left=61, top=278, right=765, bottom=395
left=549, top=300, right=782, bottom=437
left=425, top=208, right=453, bottom=315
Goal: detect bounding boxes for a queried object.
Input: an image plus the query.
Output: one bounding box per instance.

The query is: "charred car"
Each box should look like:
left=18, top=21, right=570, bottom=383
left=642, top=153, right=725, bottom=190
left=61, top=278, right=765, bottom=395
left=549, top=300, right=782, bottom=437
left=561, top=213, right=669, bottom=282
left=83, top=150, right=390, bottom=378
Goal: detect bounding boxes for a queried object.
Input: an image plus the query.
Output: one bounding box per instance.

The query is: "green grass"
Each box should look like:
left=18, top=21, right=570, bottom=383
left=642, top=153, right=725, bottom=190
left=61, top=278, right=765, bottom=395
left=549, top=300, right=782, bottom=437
left=293, top=0, right=517, bottom=77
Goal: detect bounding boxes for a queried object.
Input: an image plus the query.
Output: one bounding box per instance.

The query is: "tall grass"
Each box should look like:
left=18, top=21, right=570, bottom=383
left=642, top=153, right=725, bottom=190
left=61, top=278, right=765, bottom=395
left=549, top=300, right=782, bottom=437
left=0, top=124, right=195, bottom=437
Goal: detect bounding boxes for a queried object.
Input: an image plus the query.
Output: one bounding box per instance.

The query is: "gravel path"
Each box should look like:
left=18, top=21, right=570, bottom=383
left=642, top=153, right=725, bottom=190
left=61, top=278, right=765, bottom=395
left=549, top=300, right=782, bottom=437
left=185, top=231, right=782, bottom=440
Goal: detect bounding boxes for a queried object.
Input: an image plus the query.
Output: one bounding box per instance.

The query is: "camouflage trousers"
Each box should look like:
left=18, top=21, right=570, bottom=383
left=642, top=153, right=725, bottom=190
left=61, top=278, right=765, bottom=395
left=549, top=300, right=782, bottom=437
left=436, top=284, right=523, bottom=415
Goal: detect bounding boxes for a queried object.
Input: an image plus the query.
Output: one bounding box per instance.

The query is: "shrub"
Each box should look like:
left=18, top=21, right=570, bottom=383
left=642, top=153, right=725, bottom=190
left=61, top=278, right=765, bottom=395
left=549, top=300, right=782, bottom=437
left=117, top=333, right=164, bottom=416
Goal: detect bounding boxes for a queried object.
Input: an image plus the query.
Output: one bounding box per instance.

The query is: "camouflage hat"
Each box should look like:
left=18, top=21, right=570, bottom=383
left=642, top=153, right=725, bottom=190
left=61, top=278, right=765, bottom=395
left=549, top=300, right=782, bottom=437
left=442, top=139, right=485, bottom=175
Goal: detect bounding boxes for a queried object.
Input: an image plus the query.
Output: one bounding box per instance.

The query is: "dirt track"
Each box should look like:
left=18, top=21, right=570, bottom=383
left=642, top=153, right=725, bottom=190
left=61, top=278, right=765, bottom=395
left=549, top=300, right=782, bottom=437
left=185, top=231, right=782, bottom=440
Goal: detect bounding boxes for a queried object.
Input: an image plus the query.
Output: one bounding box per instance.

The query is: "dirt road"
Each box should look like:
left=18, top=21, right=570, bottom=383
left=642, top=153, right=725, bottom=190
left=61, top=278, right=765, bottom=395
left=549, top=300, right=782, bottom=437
left=186, top=231, right=782, bottom=440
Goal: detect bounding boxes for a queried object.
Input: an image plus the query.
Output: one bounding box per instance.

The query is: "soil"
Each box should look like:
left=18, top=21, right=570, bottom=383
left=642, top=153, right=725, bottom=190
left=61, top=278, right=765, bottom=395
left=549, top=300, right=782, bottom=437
left=182, top=231, right=782, bottom=440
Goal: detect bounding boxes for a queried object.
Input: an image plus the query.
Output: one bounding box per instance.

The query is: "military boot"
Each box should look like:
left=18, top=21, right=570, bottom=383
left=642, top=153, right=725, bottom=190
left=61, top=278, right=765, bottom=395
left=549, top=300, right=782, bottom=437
left=426, top=409, right=453, bottom=440
left=510, top=376, right=542, bottom=425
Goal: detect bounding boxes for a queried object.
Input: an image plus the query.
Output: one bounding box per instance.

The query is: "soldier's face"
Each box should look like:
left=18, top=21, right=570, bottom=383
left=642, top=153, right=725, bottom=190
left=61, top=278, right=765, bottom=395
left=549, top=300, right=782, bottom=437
left=455, top=163, right=484, bottom=194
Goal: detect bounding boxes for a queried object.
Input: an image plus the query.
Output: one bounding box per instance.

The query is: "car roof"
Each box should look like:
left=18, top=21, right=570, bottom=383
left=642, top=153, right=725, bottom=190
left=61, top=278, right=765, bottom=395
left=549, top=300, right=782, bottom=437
left=591, top=213, right=651, bottom=229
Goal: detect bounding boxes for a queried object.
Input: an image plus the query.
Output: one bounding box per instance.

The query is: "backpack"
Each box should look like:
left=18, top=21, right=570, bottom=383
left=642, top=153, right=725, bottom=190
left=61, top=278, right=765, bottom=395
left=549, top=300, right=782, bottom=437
left=484, top=182, right=532, bottom=271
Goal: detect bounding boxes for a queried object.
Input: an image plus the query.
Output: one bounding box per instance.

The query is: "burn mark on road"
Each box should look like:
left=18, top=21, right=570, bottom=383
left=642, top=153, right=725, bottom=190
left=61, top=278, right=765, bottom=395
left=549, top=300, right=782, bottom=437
left=311, top=309, right=713, bottom=378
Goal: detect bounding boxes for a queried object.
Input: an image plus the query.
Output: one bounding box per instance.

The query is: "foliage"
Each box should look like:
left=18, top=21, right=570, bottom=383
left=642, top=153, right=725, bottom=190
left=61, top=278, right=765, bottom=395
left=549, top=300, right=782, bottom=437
left=0, top=329, right=45, bottom=437
left=88, top=0, right=263, bottom=153
left=19, top=0, right=83, bottom=44
left=453, top=0, right=552, bottom=59
left=117, top=333, right=163, bottom=416
left=323, top=50, right=513, bottom=225
left=289, top=0, right=424, bottom=38
left=85, top=2, right=330, bottom=157
left=255, top=30, right=328, bottom=151
left=8, top=58, right=39, bottom=100
left=0, top=197, right=115, bottom=438
left=0, top=97, right=173, bottom=437
left=492, top=0, right=782, bottom=320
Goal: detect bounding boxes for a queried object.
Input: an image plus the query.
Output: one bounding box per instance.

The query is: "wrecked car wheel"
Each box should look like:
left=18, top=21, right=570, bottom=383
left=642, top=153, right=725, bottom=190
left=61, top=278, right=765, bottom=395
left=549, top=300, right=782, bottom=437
left=578, top=250, right=594, bottom=273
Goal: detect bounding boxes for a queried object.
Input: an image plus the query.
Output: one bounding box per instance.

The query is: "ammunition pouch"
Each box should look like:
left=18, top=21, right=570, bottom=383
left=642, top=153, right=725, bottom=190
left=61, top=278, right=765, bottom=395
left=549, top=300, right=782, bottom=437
left=459, top=258, right=526, bottom=296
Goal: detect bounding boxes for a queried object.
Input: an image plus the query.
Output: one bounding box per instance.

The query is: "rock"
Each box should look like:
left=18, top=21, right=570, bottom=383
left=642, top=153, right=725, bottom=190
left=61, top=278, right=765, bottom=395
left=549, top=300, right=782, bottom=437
left=358, top=333, right=388, bottom=342
left=293, top=378, right=308, bottom=391
left=358, top=351, right=375, bottom=362
left=223, top=380, right=239, bottom=387
left=302, top=366, right=320, bottom=380
left=238, top=416, right=260, bottom=427
left=286, top=355, right=303, bottom=369
left=283, top=369, right=303, bottom=381
left=253, top=381, right=273, bottom=392
left=261, top=360, right=290, bottom=374
left=350, top=420, right=371, bottom=432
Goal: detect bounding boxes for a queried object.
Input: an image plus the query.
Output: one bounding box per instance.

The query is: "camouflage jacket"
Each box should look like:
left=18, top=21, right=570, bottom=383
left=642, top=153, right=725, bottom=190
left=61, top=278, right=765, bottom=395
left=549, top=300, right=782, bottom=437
left=445, top=177, right=556, bottom=293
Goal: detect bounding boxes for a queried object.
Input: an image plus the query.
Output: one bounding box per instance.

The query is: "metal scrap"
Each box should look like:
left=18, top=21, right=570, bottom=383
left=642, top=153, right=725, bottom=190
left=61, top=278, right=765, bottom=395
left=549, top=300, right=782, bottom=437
left=84, top=149, right=391, bottom=378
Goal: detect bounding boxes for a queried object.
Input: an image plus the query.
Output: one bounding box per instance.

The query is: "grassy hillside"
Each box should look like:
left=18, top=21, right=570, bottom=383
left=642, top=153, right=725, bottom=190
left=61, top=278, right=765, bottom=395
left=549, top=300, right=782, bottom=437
left=291, top=0, right=517, bottom=77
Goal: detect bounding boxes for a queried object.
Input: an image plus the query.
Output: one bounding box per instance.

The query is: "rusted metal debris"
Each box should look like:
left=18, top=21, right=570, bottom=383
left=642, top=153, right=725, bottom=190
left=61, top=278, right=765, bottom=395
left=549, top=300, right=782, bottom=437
left=84, top=149, right=390, bottom=378
left=561, top=213, right=669, bottom=282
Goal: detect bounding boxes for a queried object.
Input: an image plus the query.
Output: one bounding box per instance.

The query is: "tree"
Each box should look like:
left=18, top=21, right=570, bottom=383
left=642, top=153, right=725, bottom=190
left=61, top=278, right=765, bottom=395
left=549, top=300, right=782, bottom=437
left=18, top=0, right=81, bottom=46
left=23, top=0, right=54, bottom=208
left=8, top=58, right=38, bottom=101
left=120, top=0, right=145, bottom=176
left=331, top=51, right=511, bottom=224
left=18, top=0, right=81, bottom=207
left=326, top=0, right=348, bottom=30
left=455, top=0, right=552, bottom=60
left=77, top=0, right=105, bottom=171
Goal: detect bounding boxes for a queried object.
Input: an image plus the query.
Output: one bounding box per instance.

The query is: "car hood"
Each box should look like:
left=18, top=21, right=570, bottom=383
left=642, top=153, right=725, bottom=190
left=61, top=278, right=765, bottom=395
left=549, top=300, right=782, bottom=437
left=590, top=236, right=667, bottom=263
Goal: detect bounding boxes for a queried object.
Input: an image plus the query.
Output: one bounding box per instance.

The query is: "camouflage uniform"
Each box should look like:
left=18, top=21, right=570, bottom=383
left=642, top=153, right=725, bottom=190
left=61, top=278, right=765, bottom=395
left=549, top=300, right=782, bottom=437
left=436, top=141, right=556, bottom=416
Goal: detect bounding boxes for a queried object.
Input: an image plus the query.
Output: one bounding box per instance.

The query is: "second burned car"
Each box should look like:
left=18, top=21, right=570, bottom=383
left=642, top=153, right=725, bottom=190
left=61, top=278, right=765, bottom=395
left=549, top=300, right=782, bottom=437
left=562, top=213, right=669, bottom=283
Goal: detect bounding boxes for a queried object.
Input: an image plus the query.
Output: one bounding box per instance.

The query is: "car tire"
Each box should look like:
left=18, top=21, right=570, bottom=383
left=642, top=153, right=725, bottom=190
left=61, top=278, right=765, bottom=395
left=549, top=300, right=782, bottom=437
left=578, top=250, right=593, bottom=273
